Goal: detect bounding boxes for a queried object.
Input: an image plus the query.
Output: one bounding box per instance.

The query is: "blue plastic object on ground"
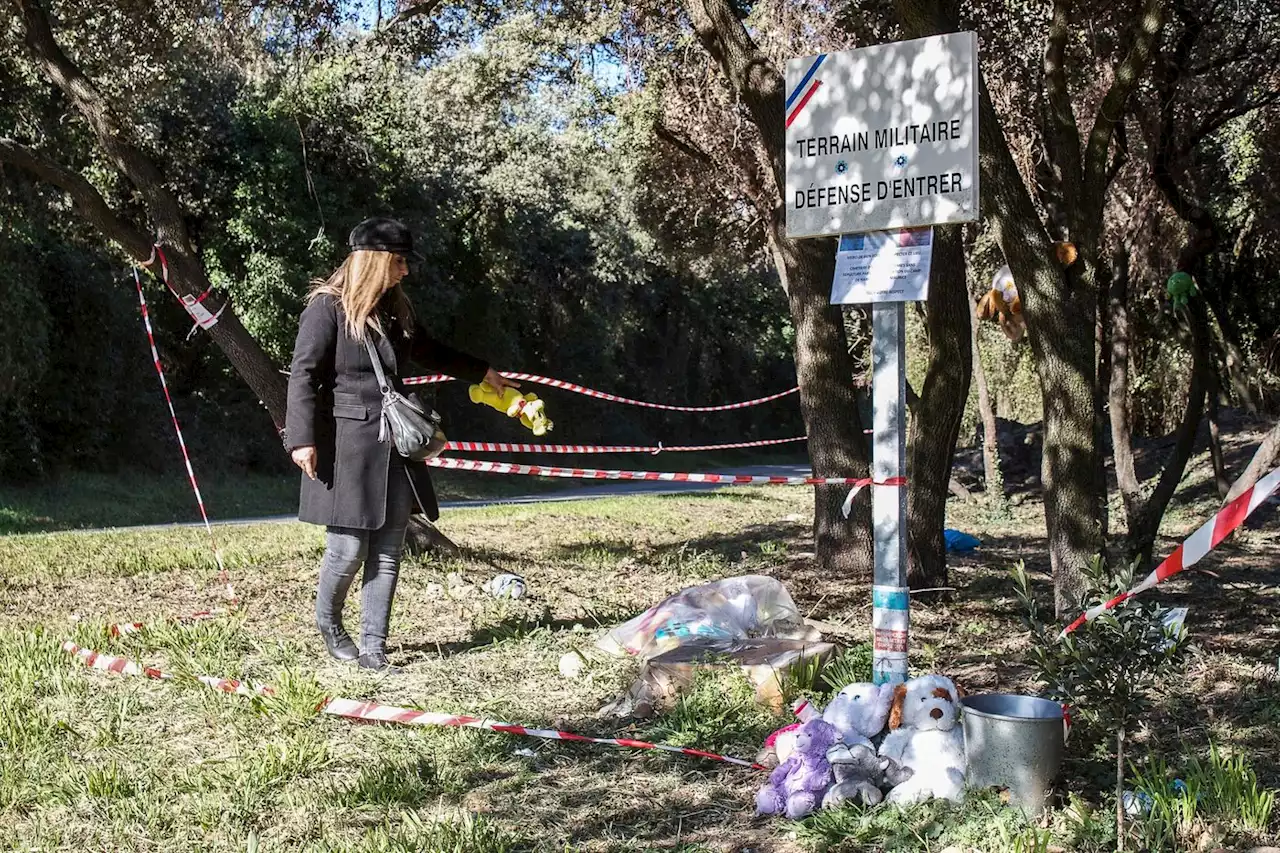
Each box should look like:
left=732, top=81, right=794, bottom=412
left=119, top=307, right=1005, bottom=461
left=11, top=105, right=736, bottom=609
left=944, top=529, right=981, bottom=552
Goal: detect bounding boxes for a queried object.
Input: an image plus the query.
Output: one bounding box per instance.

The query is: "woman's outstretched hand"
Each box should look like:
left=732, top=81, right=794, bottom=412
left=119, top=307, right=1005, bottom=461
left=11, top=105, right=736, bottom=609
left=292, top=445, right=317, bottom=480
left=483, top=368, right=520, bottom=395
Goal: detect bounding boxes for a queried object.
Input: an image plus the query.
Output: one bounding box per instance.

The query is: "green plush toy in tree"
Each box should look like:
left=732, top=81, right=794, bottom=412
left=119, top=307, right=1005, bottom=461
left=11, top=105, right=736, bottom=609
left=1166, top=271, right=1198, bottom=309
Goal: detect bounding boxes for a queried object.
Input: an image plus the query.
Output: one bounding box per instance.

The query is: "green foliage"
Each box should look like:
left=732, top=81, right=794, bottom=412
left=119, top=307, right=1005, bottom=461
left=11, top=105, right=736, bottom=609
left=794, top=790, right=1050, bottom=852
left=1, top=7, right=801, bottom=481
left=1010, top=558, right=1188, bottom=741
left=1012, top=558, right=1192, bottom=846
left=818, top=644, right=875, bottom=698
left=641, top=666, right=778, bottom=757
left=1129, top=742, right=1276, bottom=849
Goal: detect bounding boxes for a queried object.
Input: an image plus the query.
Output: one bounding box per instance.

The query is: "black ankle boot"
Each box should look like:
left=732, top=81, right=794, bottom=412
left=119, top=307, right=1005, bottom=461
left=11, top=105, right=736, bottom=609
left=318, top=625, right=359, bottom=662
left=358, top=650, right=402, bottom=674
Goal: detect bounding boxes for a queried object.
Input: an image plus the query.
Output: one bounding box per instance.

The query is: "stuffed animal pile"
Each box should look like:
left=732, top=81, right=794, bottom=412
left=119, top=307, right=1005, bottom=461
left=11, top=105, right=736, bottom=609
left=469, top=381, right=553, bottom=436
left=755, top=675, right=967, bottom=819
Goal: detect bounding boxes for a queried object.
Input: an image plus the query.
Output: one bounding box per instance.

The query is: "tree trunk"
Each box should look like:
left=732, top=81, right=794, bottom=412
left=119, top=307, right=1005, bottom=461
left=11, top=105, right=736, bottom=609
left=11, top=0, right=289, bottom=430
left=895, top=0, right=1126, bottom=614
left=1109, top=243, right=1140, bottom=527
left=684, top=0, right=875, bottom=579
left=1224, top=419, right=1280, bottom=503
left=1206, top=382, right=1229, bottom=499
left=1094, top=254, right=1113, bottom=541
left=970, top=297, right=1004, bottom=497
left=907, top=225, right=971, bottom=589
left=1127, top=302, right=1211, bottom=566
left=1205, top=295, right=1259, bottom=413
left=981, top=78, right=1103, bottom=614
left=775, top=234, right=876, bottom=577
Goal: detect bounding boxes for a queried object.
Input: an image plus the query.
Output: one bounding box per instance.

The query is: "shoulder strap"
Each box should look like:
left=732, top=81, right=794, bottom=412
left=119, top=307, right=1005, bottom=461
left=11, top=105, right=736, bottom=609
left=362, top=333, right=392, bottom=394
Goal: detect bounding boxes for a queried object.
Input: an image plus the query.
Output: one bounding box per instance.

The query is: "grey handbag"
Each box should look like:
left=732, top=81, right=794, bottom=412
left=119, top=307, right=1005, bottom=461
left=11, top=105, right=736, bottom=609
left=362, top=333, right=447, bottom=461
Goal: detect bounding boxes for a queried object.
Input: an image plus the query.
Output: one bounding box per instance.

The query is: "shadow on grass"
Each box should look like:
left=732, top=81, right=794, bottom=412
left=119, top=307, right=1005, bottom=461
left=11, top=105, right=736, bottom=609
left=542, top=520, right=808, bottom=578
left=397, top=610, right=635, bottom=662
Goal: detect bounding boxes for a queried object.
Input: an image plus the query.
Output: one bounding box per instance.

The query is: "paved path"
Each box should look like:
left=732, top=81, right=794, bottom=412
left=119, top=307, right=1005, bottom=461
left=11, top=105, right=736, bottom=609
left=46, top=465, right=813, bottom=535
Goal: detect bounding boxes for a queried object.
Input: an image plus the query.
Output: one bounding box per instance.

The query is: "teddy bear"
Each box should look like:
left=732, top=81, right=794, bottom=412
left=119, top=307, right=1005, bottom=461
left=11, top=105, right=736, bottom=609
left=469, top=381, right=553, bottom=436
left=755, top=718, right=839, bottom=820
left=763, top=683, right=894, bottom=767
left=976, top=265, right=1026, bottom=343
left=821, top=742, right=915, bottom=809
left=822, top=682, right=895, bottom=749
left=878, top=675, right=967, bottom=805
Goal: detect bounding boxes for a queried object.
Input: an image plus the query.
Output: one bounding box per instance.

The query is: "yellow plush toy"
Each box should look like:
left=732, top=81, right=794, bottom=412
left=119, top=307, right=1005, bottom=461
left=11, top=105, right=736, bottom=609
left=469, top=381, right=554, bottom=436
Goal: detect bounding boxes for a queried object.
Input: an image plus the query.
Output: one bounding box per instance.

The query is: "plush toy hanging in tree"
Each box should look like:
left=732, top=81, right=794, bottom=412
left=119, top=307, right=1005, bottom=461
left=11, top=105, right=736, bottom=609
left=1166, top=271, right=1198, bottom=310
left=976, top=265, right=1026, bottom=342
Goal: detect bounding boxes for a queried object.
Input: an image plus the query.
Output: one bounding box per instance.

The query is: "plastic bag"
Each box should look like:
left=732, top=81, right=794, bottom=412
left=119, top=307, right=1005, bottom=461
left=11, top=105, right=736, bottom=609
left=598, top=575, right=816, bottom=660
left=944, top=529, right=981, bottom=552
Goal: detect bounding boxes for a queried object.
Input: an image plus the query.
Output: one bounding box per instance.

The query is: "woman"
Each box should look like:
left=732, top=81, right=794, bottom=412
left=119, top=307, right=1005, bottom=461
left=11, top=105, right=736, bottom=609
left=285, top=217, right=514, bottom=673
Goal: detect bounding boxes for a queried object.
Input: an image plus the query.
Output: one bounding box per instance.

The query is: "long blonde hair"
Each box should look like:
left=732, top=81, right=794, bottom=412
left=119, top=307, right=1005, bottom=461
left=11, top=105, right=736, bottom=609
left=308, top=250, right=414, bottom=341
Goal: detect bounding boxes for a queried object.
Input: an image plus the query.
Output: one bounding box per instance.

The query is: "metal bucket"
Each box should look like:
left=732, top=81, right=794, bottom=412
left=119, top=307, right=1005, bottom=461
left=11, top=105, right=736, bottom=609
left=961, top=694, right=1064, bottom=814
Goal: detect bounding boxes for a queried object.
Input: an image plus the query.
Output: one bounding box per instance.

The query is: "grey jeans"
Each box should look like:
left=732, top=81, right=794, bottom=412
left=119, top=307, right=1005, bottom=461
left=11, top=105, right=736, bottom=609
left=315, top=457, right=413, bottom=653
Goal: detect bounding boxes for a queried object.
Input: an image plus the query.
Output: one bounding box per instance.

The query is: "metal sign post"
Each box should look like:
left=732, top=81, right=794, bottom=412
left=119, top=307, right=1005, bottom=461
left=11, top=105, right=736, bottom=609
left=871, top=302, right=909, bottom=684
left=784, top=33, right=980, bottom=687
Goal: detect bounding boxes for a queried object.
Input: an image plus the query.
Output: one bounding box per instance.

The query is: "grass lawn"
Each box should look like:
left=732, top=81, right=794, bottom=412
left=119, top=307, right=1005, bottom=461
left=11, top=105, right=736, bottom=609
left=2, top=472, right=1278, bottom=851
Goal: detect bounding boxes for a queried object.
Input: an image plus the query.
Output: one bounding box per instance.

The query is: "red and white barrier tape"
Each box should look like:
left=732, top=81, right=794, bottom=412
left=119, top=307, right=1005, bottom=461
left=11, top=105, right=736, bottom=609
left=132, top=268, right=233, bottom=601
left=62, top=641, right=270, bottom=697
left=109, top=608, right=226, bottom=637
left=426, top=455, right=903, bottom=490
left=1062, top=465, right=1280, bottom=636
left=61, top=642, right=760, bottom=771
left=139, top=245, right=226, bottom=338
left=405, top=372, right=800, bottom=413
left=445, top=436, right=808, bottom=455
left=321, top=699, right=763, bottom=769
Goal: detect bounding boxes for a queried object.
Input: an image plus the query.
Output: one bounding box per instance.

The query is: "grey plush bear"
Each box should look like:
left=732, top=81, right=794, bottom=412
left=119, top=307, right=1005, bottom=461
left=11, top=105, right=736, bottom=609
left=822, top=743, right=915, bottom=809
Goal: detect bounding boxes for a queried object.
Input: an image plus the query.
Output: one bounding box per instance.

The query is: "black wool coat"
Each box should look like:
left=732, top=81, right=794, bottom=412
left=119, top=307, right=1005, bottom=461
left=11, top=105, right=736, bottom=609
left=285, top=294, right=489, bottom=529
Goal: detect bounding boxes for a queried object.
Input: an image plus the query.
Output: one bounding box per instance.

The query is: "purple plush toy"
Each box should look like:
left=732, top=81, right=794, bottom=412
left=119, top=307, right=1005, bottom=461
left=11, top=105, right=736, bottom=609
left=755, top=718, right=839, bottom=820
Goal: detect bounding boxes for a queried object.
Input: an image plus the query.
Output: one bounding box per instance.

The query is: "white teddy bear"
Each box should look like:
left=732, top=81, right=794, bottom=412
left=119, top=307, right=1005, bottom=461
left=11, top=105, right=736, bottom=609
left=878, top=674, right=967, bottom=804
left=822, top=682, right=895, bottom=749
left=774, top=682, right=895, bottom=762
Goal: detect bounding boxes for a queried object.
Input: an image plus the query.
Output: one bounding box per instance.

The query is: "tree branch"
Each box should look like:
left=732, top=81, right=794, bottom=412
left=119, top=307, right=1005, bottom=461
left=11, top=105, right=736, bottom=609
left=1043, top=0, right=1084, bottom=215
left=1185, top=4, right=1266, bottom=75
left=1129, top=305, right=1210, bottom=564
left=387, top=0, right=446, bottom=27
left=1082, top=0, right=1165, bottom=209
left=654, top=123, right=715, bottom=166
left=1186, top=90, right=1280, bottom=151
left=0, top=138, right=153, bottom=262
left=1150, top=6, right=1217, bottom=268
left=1225, top=418, right=1280, bottom=503
left=15, top=0, right=193, bottom=252
left=682, top=0, right=787, bottom=192
left=1105, top=118, right=1130, bottom=185
left=8, top=0, right=290, bottom=431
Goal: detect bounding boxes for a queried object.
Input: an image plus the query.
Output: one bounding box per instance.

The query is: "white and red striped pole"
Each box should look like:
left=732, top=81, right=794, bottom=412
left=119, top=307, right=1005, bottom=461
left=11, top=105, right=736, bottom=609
left=132, top=267, right=232, bottom=601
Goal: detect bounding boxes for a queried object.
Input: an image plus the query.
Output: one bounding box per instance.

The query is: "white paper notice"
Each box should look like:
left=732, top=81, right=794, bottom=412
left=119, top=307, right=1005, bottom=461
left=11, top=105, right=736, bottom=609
left=831, top=227, right=934, bottom=304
